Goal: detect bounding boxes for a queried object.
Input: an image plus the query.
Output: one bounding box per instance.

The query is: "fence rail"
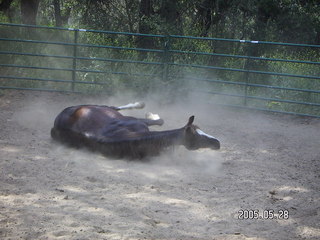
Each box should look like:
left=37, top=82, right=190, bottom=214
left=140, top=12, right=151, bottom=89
left=0, top=22, right=319, bottom=118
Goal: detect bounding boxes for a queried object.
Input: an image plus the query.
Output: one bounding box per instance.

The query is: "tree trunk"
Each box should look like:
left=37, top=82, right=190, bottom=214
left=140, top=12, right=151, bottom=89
left=0, top=0, right=13, bottom=11
left=196, top=0, right=213, bottom=37
left=137, top=0, right=154, bottom=58
left=53, top=0, right=62, bottom=27
left=20, top=0, right=40, bottom=25
left=0, top=0, right=14, bottom=21
left=159, top=0, right=182, bottom=35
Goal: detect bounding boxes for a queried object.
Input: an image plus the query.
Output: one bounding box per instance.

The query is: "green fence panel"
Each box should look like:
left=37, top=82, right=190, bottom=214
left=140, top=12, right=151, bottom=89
left=0, top=22, right=319, bottom=118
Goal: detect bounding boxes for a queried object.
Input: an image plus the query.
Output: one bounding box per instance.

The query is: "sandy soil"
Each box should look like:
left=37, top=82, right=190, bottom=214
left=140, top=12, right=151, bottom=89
left=0, top=90, right=319, bottom=240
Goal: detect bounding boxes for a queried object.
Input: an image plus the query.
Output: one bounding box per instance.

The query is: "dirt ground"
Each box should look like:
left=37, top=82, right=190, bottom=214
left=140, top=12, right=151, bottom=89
left=0, top=90, right=319, bottom=240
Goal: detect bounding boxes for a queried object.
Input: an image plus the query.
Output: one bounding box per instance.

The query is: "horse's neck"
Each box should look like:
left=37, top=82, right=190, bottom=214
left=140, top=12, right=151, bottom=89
left=95, top=127, right=186, bottom=158
left=128, top=128, right=186, bottom=157
left=144, top=128, right=185, bottom=146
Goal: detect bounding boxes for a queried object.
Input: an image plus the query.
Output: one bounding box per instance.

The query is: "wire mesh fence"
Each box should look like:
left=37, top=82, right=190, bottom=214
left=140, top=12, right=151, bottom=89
left=0, top=23, right=319, bottom=117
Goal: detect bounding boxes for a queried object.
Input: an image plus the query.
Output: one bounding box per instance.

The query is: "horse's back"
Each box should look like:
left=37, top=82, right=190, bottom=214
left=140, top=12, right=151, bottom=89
left=54, top=105, right=121, bottom=130
left=51, top=105, right=120, bottom=143
left=51, top=104, right=149, bottom=147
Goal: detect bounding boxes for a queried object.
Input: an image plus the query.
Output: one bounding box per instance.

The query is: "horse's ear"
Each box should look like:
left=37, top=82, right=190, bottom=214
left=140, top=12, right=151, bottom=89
left=186, top=116, right=195, bottom=126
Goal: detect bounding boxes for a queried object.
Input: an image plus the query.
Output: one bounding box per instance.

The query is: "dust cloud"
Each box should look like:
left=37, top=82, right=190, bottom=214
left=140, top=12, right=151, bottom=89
left=12, top=86, right=224, bottom=175
left=1, top=86, right=319, bottom=239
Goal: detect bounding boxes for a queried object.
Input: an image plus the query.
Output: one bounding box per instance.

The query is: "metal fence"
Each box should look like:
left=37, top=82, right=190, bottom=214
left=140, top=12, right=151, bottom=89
left=0, top=22, right=319, bottom=118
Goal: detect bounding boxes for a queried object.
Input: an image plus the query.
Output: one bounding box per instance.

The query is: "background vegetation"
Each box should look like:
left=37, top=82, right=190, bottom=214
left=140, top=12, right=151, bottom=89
left=1, top=0, right=319, bottom=43
left=0, top=0, right=319, bottom=116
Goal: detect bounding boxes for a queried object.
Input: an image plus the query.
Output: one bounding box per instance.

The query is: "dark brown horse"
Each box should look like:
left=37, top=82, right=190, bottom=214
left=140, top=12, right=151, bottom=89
left=51, top=102, right=220, bottom=159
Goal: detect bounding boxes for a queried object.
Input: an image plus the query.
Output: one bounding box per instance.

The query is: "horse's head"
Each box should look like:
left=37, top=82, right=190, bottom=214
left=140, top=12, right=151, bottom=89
left=183, top=116, right=220, bottom=150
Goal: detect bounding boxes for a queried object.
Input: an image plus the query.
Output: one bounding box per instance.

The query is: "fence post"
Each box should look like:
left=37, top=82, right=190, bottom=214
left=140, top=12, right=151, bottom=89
left=243, top=58, right=250, bottom=106
left=162, top=35, right=171, bottom=83
left=71, top=29, right=78, bottom=92
left=243, top=44, right=255, bottom=106
left=243, top=41, right=259, bottom=106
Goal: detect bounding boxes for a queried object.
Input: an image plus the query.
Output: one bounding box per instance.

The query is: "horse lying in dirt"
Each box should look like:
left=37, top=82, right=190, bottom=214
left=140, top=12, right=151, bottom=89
left=51, top=102, right=220, bottom=159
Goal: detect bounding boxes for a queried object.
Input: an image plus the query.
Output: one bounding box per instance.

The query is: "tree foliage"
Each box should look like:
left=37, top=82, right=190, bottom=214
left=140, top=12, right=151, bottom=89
left=0, top=0, right=319, bottom=44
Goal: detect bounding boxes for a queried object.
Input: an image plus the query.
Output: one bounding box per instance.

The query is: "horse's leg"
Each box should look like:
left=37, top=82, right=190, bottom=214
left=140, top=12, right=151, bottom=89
left=113, top=103, right=164, bottom=125
left=138, top=118, right=164, bottom=126
left=114, top=102, right=145, bottom=111
left=138, top=112, right=164, bottom=126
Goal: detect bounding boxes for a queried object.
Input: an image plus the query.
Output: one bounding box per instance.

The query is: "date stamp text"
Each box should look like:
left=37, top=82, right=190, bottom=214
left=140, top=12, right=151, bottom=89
left=237, top=209, right=289, bottom=220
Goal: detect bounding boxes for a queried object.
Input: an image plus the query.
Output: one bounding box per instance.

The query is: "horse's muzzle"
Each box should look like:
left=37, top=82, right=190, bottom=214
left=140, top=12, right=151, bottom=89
left=209, top=138, right=220, bottom=150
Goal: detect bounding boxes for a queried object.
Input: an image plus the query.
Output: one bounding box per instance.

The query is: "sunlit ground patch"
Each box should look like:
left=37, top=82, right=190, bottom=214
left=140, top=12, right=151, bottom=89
left=1, top=146, right=21, bottom=153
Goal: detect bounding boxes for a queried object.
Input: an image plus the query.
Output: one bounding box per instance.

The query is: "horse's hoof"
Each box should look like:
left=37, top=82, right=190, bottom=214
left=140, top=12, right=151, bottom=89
left=135, top=102, right=145, bottom=109
left=146, top=112, right=160, bottom=120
